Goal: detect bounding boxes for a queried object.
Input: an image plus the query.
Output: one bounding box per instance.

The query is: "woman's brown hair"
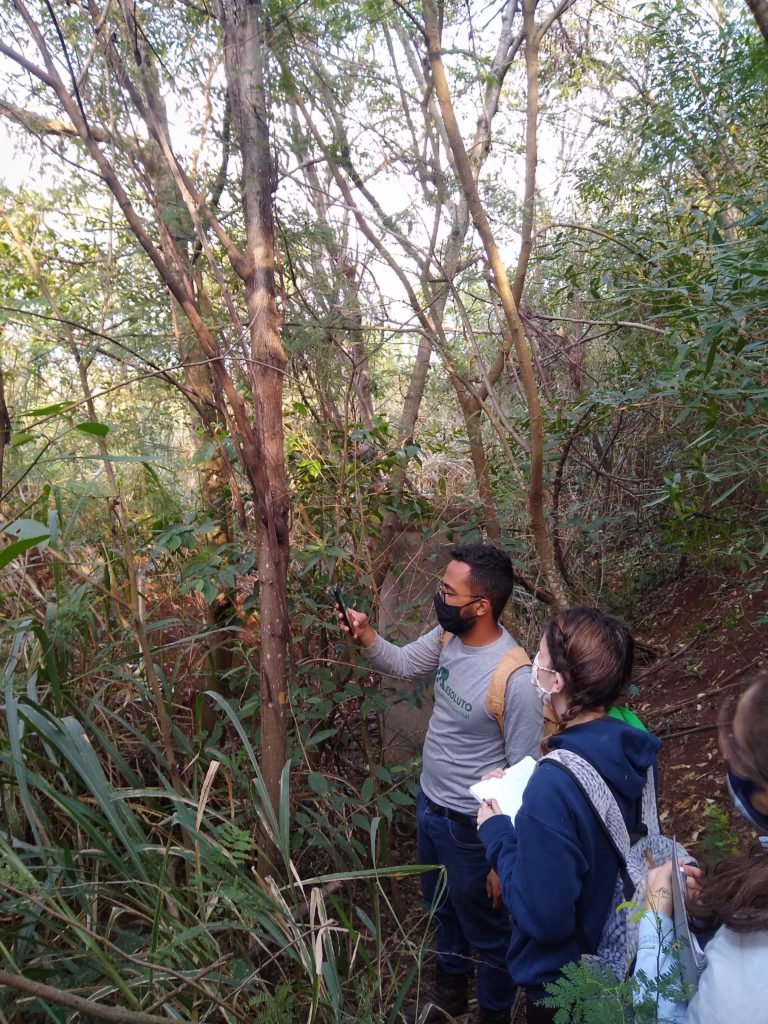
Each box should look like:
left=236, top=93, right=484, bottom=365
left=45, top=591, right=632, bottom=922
left=690, top=674, right=768, bottom=933
left=544, top=606, right=634, bottom=734
left=690, top=849, right=768, bottom=933
left=718, top=672, right=768, bottom=787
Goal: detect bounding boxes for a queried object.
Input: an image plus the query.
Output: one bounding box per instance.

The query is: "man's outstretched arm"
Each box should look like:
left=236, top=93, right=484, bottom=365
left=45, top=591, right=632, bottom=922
left=339, top=607, right=442, bottom=679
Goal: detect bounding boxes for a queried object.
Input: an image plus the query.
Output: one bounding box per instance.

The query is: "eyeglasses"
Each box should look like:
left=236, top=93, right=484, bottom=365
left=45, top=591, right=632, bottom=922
left=435, top=580, right=483, bottom=603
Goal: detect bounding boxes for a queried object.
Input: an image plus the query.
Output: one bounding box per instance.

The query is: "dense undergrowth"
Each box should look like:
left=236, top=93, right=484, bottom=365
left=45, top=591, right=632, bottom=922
left=0, top=601, right=433, bottom=1022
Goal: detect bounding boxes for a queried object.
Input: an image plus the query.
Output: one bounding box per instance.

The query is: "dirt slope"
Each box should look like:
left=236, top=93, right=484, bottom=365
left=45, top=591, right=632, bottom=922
left=632, top=564, right=768, bottom=857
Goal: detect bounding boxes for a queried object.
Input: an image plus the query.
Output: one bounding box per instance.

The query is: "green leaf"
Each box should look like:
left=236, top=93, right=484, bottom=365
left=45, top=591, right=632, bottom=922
left=0, top=534, right=50, bottom=568
left=307, top=772, right=330, bottom=795
left=11, top=432, right=35, bottom=447
left=22, top=401, right=75, bottom=417
left=305, top=728, right=339, bottom=749
left=375, top=794, right=393, bottom=819
left=75, top=421, right=110, bottom=438
left=3, top=518, right=49, bottom=540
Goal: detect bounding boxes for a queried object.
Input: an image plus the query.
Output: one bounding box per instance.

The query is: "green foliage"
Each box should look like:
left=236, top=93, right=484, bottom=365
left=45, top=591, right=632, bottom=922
left=541, top=961, right=630, bottom=1024
left=697, top=801, right=744, bottom=865
left=524, top=0, right=768, bottom=590
left=3, top=0, right=768, bottom=1017
left=248, top=982, right=296, bottom=1023
left=541, top=952, right=693, bottom=1024
left=0, top=429, right=434, bottom=1019
left=0, top=609, right=430, bottom=1022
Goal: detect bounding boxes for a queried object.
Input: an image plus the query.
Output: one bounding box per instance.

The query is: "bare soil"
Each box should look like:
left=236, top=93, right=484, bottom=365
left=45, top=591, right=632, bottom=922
left=631, top=563, right=768, bottom=857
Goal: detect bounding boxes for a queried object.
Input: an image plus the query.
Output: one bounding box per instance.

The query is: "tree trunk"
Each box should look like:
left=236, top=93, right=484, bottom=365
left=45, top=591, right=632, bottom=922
left=0, top=353, right=10, bottom=497
left=422, top=0, right=568, bottom=608
left=219, top=0, right=290, bottom=862
left=512, top=0, right=540, bottom=305
left=746, top=0, right=768, bottom=44
left=455, top=383, right=502, bottom=541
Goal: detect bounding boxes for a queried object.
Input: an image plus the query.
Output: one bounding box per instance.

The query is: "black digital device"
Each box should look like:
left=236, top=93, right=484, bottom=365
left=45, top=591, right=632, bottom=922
left=330, top=584, right=353, bottom=633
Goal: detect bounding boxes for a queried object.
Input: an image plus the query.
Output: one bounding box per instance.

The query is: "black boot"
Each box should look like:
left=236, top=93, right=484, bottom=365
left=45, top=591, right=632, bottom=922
left=477, top=984, right=523, bottom=1024
left=400, top=966, right=469, bottom=1024
left=477, top=1007, right=512, bottom=1024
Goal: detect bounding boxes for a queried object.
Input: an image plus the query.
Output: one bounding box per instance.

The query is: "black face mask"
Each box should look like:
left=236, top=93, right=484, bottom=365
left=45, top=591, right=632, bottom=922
left=727, top=766, right=768, bottom=834
left=433, top=591, right=479, bottom=635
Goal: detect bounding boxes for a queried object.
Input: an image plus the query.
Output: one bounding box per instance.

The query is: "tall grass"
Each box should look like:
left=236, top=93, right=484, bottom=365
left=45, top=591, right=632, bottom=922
left=0, top=616, right=433, bottom=1023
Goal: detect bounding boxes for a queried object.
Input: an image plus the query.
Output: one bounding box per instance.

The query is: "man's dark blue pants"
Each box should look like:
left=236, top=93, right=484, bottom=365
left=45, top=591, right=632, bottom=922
left=416, top=789, right=516, bottom=1013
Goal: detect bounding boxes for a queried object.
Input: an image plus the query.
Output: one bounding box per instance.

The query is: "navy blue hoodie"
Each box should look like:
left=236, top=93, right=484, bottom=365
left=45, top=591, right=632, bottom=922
left=478, top=716, right=661, bottom=991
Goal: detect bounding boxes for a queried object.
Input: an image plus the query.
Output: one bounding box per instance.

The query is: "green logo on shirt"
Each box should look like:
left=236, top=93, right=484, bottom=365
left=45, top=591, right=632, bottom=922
left=435, top=667, right=472, bottom=713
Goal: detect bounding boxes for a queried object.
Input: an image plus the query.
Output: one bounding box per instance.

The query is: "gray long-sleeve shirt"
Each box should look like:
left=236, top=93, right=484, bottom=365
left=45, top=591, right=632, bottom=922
left=365, top=624, right=542, bottom=815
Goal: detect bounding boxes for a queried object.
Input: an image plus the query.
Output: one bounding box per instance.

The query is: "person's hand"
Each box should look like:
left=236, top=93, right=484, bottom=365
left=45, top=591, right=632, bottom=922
left=337, top=607, right=376, bottom=646
left=481, top=768, right=505, bottom=781
left=486, top=868, right=502, bottom=909
left=645, top=861, right=674, bottom=916
left=682, top=862, right=704, bottom=900
left=645, top=861, right=703, bottom=916
left=477, top=797, right=502, bottom=827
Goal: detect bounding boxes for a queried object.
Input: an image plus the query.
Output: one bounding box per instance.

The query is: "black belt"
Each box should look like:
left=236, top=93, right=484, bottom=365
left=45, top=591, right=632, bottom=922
left=424, top=794, right=476, bottom=828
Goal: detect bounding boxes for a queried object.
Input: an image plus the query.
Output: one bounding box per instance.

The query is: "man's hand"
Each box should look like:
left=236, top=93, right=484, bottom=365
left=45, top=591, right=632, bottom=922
left=338, top=607, right=376, bottom=647
left=477, top=797, right=502, bottom=827
left=486, top=868, right=502, bottom=909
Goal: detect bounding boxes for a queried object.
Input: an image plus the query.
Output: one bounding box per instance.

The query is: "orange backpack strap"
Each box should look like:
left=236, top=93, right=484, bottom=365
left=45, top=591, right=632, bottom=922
left=485, top=647, right=532, bottom=736
left=439, top=630, right=452, bottom=647
left=542, top=701, right=559, bottom=738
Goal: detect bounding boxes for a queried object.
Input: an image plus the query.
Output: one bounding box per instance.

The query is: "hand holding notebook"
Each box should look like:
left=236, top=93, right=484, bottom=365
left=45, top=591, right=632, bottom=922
left=469, top=756, right=537, bottom=821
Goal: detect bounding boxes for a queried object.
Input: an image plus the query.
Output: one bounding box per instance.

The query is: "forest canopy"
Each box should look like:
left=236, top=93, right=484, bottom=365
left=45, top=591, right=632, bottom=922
left=0, top=0, right=766, bottom=1020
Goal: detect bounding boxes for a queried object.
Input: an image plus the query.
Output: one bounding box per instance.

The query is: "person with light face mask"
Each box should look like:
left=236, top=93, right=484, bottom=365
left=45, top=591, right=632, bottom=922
left=340, top=543, right=542, bottom=1024
left=477, top=607, right=659, bottom=1024
left=632, top=673, right=768, bottom=1023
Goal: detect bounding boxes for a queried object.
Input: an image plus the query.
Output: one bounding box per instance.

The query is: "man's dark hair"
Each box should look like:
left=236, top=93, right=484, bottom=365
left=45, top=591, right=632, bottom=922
left=450, top=543, right=515, bottom=621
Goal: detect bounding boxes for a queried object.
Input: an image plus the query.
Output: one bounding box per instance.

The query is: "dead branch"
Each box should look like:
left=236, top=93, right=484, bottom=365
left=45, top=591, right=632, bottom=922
left=0, top=970, right=174, bottom=1024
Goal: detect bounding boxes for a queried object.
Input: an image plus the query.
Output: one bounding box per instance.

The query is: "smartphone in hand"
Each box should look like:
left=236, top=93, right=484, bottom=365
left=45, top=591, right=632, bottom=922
left=330, top=584, right=354, bottom=633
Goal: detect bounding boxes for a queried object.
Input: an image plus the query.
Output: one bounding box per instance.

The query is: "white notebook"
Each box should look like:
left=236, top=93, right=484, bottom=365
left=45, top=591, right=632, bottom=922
left=469, top=756, right=537, bottom=820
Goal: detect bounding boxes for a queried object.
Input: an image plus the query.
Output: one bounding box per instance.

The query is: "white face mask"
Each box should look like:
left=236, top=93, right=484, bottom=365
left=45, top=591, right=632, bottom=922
left=531, top=652, right=556, bottom=706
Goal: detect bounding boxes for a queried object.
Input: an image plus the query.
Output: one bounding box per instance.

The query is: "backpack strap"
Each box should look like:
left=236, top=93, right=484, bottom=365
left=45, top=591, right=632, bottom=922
left=542, top=702, right=558, bottom=739
left=485, top=647, right=532, bottom=736
left=440, top=634, right=549, bottom=743
left=541, top=750, right=634, bottom=887
left=639, top=763, right=661, bottom=835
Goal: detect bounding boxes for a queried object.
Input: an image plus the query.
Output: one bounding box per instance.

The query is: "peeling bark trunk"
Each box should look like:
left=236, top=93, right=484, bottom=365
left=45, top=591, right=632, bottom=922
left=455, top=383, right=501, bottom=541
left=219, top=0, right=289, bottom=857
left=512, top=0, right=540, bottom=305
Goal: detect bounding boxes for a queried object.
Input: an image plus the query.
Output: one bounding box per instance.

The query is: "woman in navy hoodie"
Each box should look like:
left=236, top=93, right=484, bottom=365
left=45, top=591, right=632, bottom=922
left=477, top=607, right=660, bottom=1024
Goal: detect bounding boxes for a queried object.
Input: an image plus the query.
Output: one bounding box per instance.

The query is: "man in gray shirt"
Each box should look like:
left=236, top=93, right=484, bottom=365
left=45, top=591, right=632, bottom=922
left=342, top=543, right=542, bottom=1024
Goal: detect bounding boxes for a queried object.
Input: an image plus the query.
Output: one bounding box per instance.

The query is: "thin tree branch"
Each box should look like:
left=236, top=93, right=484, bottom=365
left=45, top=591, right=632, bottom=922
left=530, top=312, right=666, bottom=335
left=0, top=970, right=172, bottom=1024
